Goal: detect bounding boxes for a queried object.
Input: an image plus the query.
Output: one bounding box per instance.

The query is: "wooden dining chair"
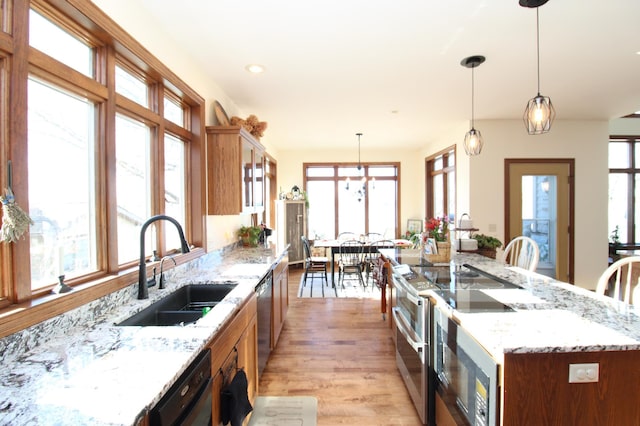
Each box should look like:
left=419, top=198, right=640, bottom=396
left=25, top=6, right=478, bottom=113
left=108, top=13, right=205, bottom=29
left=338, top=239, right=365, bottom=288
left=301, top=236, right=329, bottom=297
left=503, top=236, right=539, bottom=271
left=596, top=256, right=640, bottom=304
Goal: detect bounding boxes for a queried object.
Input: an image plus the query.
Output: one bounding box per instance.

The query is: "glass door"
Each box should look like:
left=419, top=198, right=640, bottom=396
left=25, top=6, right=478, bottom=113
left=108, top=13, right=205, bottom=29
left=506, top=160, right=574, bottom=282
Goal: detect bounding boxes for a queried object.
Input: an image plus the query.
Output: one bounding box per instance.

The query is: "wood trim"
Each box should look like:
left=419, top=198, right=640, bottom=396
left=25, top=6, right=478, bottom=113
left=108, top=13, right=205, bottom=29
left=504, top=158, right=575, bottom=283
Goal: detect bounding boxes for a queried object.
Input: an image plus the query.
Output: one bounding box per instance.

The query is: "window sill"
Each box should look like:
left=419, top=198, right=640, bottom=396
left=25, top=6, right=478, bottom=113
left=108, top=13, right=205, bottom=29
left=0, top=247, right=205, bottom=339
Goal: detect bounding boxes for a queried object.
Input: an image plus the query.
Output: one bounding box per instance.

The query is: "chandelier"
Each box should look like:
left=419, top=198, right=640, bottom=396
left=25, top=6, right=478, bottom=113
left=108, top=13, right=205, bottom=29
left=345, top=133, right=374, bottom=202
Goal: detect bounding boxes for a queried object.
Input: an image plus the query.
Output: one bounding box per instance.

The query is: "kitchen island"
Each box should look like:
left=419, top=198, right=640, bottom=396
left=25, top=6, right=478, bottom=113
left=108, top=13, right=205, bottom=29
left=383, top=249, right=640, bottom=425
left=0, top=245, right=284, bottom=425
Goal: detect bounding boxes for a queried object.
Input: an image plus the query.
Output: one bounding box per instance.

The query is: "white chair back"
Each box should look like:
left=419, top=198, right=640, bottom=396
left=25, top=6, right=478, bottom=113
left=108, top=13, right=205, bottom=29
left=596, top=256, right=640, bottom=304
left=503, top=236, right=539, bottom=271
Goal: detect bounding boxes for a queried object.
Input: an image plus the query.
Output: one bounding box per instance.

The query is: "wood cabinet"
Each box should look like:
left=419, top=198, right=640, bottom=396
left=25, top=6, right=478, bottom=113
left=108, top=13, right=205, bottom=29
left=206, top=126, right=265, bottom=215
left=502, top=350, right=640, bottom=425
left=271, top=255, right=289, bottom=348
left=209, top=294, right=258, bottom=425
left=275, top=200, right=307, bottom=266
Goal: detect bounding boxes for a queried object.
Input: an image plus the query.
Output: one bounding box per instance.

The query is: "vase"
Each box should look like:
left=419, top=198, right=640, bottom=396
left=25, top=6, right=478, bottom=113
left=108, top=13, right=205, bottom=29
left=436, top=241, right=451, bottom=262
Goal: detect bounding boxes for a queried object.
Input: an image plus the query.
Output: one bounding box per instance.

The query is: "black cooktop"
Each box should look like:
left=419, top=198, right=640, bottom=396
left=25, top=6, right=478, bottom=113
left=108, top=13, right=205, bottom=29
left=399, top=263, right=520, bottom=313
left=436, top=289, right=515, bottom=313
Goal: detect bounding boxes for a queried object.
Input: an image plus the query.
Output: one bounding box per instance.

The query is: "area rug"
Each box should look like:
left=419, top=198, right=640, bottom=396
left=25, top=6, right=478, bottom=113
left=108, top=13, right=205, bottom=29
left=248, top=396, right=317, bottom=426
left=298, top=273, right=381, bottom=299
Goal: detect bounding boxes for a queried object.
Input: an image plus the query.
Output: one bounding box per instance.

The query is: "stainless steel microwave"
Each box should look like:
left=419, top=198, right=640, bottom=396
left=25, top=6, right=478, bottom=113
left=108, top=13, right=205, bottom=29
left=434, top=307, right=499, bottom=426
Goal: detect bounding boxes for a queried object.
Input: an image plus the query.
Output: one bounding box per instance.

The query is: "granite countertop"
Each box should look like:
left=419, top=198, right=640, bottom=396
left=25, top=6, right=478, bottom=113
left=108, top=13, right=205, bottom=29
left=385, top=249, right=640, bottom=363
left=0, top=246, right=285, bottom=426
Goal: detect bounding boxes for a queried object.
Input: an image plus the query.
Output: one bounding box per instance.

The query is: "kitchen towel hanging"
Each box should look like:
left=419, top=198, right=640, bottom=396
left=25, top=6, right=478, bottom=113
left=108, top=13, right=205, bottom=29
left=1, top=160, right=33, bottom=243
left=220, top=368, right=253, bottom=426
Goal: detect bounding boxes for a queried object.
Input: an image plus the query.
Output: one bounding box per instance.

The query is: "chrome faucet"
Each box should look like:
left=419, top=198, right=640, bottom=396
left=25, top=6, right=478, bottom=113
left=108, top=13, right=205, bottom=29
left=159, top=255, right=177, bottom=289
left=138, top=215, right=190, bottom=299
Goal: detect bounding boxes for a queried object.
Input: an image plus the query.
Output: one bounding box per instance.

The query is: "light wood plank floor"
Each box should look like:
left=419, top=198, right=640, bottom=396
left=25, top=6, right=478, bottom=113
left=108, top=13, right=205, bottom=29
left=258, top=266, right=422, bottom=425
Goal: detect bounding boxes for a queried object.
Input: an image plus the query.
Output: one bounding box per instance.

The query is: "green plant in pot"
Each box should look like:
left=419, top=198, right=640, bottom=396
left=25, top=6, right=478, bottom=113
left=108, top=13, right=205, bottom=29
left=472, top=234, right=503, bottom=259
left=237, top=225, right=261, bottom=247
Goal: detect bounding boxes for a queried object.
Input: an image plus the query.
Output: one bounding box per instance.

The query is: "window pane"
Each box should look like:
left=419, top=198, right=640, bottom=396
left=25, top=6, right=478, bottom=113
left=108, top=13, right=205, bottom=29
left=368, top=166, right=397, bottom=177
left=307, top=181, right=335, bottom=239
left=338, top=166, right=361, bottom=177
left=116, top=114, right=151, bottom=263
left=28, top=79, right=97, bottom=289
left=447, top=170, right=456, bottom=222
left=433, top=174, right=444, bottom=218
left=115, top=65, right=149, bottom=107
left=368, top=180, right=397, bottom=238
left=164, top=96, right=184, bottom=127
left=164, top=134, right=186, bottom=251
left=339, top=181, right=365, bottom=236
left=609, top=142, right=629, bottom=168
left=608, top=173, right=627, bottom=244
left=29, top=10, right=93, bottom=77
left=306, top=167, right=335, bottom=177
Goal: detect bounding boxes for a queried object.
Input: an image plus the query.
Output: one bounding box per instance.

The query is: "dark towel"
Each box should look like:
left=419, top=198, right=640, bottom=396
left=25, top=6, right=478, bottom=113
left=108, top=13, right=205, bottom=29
left=220, top=369, right=253, bottom=426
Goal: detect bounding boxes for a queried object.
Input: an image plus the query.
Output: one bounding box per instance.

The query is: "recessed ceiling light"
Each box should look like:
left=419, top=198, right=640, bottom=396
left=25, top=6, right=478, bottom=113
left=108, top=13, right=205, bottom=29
left=245, top=64, right=265, bottom=74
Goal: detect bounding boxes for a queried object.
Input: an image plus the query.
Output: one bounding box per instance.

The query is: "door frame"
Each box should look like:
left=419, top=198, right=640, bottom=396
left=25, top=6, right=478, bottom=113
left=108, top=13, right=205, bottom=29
left=504, top=158, right=575, bottom=283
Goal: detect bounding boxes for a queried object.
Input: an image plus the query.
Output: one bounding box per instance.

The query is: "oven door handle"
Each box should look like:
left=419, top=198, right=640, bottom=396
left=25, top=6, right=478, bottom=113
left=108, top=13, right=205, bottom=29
left=394, top=277, right=423, bottom=306
left=392, top=307, right=425, bottom=359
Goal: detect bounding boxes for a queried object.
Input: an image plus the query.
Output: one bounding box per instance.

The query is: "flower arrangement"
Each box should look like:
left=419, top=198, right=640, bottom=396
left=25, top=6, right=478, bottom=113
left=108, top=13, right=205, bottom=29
left=425, top=216, right=450, bottom=242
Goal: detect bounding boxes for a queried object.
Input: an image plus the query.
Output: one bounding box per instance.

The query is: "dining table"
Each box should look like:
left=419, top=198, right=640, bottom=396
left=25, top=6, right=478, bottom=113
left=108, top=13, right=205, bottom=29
left=313, top=238, right=412, bottom=287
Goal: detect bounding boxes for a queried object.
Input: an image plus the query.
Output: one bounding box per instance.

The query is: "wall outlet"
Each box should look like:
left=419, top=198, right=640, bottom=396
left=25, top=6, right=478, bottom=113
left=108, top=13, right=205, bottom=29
left=488, top=223, right=497, bottom=232
left=569, top=363, right=599, bottom=383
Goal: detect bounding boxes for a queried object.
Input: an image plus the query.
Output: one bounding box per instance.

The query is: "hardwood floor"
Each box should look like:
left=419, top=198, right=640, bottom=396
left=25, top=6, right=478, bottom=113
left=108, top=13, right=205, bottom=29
left=258, top=266, right=422, bottom=425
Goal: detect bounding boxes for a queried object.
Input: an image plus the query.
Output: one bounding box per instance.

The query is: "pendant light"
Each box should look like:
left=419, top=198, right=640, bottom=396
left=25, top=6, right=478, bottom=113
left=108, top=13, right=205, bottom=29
left=521, top=0, right=555, bottom=135
left=461, top=55, right=486, bottom=156
left=345, top=133, right=373, bottom=202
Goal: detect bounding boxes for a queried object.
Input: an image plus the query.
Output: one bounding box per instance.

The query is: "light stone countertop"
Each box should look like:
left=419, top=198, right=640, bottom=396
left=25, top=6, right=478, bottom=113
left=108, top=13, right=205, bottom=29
left=0, top=245, right=284, bottom=426
left=384, top=249, right=640, bottom=363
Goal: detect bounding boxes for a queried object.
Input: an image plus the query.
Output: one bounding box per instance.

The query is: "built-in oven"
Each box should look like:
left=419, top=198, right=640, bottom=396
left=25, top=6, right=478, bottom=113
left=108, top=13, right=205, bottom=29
left=434, top=307, right=499, bottom=426
left=392, top=272, right=433, bottom=425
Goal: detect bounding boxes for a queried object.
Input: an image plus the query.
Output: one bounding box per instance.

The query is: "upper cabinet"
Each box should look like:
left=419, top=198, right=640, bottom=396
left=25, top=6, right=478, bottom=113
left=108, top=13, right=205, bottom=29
left=206, top=126, right=265, bottom=215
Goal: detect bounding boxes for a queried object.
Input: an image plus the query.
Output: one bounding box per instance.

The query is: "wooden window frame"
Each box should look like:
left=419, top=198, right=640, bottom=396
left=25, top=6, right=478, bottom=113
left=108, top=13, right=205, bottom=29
left=425, top=145, right=456, bottom=220
left=0, top=0, right=205, bottom=338
left=303, top=162, right=401, bottom=238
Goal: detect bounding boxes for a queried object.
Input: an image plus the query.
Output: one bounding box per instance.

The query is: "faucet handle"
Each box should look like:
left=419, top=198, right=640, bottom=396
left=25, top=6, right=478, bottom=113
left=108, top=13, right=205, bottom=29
left=147, top=267, right=157, bottom=288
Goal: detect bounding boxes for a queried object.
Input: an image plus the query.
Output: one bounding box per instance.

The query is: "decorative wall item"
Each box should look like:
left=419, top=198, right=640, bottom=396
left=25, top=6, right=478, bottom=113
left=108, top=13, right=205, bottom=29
left=230, top=114, right=268, bottom=138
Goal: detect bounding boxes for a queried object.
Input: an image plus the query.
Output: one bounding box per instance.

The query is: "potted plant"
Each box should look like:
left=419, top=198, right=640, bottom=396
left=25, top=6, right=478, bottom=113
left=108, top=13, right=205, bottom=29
left=237, top=225, right=261, bottom=247
left=472, top=234, right=503, bottom=259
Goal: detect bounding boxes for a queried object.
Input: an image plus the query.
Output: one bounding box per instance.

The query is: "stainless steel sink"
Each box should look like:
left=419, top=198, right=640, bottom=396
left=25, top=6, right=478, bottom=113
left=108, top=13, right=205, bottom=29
left=117, top=283, right=237, bottom=326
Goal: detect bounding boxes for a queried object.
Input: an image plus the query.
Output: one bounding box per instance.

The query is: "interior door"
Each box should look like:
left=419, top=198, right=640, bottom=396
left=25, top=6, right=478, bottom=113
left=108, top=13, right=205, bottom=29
left=505, top=160, right=574, bottom=283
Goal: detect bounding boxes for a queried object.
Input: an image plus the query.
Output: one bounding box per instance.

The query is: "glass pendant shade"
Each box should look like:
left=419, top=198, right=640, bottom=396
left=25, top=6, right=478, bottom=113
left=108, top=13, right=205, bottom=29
left=463, top=128, right=483, bottom=156
left=524, top=93, right=555, bottom=135
left=460, top=55, right=485, bottom=156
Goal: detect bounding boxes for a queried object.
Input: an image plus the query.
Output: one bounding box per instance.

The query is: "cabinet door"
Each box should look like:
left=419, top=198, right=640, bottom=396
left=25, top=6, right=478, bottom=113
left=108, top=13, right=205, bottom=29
left=254, top=149, right=264, bottom=211
left=242, top=140, right=253, bottom=211
left=285, top=202, right=305, bottom=264
left=236, top=313, right=258, bottom=405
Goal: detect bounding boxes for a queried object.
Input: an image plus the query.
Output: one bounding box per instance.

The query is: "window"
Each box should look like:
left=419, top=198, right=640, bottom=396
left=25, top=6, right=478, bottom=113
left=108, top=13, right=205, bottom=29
left=608, top=137, right=640, bottom=244
left=426, top=147, right=456, bottom=222
left=304, top=163, right=400, bottom=239
left=0, top=0, right=204, bottom=332
left=28, top=78, right=98, bottom=289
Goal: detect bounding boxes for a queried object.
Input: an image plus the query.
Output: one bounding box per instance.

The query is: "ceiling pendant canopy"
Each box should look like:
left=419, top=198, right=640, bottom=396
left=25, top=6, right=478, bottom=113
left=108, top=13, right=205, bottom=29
left=461, top=55, right=486, bottom=156
left=521, top=1, right=555, bottom=135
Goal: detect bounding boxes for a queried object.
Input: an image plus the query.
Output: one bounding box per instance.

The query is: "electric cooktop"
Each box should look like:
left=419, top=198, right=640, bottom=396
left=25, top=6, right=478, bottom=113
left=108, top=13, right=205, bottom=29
left=399, top=263, right=521, bottom=312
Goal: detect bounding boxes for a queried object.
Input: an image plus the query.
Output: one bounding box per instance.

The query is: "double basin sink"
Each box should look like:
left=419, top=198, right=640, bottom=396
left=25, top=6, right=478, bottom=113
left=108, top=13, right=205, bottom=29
left=118, top=283, right=237, bottom=326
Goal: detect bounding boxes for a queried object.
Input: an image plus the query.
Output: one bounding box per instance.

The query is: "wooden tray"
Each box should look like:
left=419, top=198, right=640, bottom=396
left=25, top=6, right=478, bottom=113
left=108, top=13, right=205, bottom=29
left=214, top=100, right=230, bottom=125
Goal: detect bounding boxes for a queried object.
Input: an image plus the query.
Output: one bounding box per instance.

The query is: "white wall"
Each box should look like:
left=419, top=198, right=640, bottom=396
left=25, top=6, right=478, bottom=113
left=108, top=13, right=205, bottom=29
left=467, top=119, right=609, bottom=290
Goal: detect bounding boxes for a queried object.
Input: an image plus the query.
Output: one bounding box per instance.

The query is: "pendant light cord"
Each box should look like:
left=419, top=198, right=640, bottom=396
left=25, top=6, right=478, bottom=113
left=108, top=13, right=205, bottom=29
left=471, top=65, right=475, bottom=128
left=536, top=7, right=541, bottom=94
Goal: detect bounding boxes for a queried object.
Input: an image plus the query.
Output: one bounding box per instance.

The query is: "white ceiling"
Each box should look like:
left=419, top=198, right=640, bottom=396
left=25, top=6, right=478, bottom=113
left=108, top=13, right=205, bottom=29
left=131, top=0, right=640, bottom=150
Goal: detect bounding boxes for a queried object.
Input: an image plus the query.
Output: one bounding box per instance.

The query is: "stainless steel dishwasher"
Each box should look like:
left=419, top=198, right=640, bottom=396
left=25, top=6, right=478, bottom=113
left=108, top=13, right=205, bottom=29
left=256, top=271, right=272, bottom=377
